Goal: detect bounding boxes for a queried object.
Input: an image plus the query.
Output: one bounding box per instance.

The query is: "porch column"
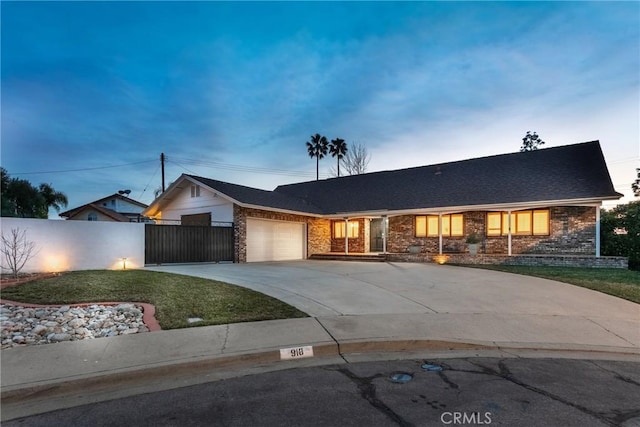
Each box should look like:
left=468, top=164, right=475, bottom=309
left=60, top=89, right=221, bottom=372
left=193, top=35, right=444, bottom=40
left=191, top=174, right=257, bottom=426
left=382, top=216, right=387, bottom=254
left=507, top=210, right=512, bottom=256
left=438, top=213, right=443, bottom=255
left=344, top=218, right=349, bottom=255
left=595, top=206, right=601, bottom=257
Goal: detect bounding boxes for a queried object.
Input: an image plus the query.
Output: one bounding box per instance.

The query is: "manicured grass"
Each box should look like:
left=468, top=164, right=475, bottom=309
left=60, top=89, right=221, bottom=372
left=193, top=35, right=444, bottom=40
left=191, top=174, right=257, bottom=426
left=460, top=265, right=640, bottom=304
left=0, top=270, right=308, bottom=329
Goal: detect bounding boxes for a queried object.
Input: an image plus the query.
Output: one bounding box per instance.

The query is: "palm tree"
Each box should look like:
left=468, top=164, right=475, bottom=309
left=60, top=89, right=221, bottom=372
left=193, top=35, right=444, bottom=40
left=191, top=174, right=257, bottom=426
left=38, top=183, right=68, bottom=218
left=329, top=138, right=348, bottom=177
left=306, top=133, right=329, bottom=180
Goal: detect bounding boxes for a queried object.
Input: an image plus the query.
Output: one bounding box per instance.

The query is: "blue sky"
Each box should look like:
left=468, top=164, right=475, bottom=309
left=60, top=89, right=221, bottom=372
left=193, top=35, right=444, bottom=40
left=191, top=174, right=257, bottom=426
left=2, top=1, right=638, bottom=215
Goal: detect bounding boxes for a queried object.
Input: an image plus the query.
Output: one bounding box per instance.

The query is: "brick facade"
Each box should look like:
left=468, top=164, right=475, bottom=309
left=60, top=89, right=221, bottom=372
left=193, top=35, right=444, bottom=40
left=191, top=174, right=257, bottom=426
left=330, top=218, right=367, bottom=253
left=308, top=218, right=331, bottom=255
left=233, top=205, right=599, bottom=263
left=387, top=206, right=597, bottom=256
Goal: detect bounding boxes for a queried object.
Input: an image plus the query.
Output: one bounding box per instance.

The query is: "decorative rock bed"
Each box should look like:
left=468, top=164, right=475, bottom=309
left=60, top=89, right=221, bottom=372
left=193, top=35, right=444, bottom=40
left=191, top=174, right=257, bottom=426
left=0, top=303, right=149, bottom=349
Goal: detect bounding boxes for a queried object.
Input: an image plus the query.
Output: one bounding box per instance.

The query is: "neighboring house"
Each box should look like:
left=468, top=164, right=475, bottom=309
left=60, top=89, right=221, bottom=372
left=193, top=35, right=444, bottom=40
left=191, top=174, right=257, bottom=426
left=60, top=194, right=149, bottom=222
left=143, top=141, right=622, bottom=263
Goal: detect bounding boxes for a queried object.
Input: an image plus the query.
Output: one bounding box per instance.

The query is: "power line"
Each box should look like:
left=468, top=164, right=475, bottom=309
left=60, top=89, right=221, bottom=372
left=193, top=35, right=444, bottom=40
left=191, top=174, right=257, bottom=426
left=168, top=156, right=330, bottom=179
left=137, top=163, right=161, bottom=200
left=607, top=157, right=639, bottom=165
left=13, top=160, right=156, bottom=175
left=167, top=160, right=198, bottom=175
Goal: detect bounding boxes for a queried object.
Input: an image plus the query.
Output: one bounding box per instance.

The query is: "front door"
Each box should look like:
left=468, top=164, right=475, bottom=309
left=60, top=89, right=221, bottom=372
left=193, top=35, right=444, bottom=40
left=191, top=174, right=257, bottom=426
left=369, top=218, right=384, bottom=252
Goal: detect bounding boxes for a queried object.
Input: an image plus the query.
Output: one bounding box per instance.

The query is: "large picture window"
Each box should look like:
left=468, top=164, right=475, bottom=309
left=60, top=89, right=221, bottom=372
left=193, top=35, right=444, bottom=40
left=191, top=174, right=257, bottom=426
left=486, top=209, right=549, bottom=236
left=333, top=221, right=359, bottom=239
left=415, top=214, right=463, bottom=237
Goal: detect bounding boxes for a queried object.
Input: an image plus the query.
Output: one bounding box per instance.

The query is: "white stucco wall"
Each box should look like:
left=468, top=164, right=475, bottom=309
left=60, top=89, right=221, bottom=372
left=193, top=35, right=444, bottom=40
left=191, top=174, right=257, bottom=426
left=0, top=218, right=145, bottom=273
left=159, top=184, right=234, bottom=224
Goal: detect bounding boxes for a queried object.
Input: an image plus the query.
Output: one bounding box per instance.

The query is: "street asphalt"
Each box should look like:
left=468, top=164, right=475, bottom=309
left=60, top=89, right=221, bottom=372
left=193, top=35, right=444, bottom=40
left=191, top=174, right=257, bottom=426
left=5, top=357, right=640, bottom=426
left=1, top=261, right=639, bottom=423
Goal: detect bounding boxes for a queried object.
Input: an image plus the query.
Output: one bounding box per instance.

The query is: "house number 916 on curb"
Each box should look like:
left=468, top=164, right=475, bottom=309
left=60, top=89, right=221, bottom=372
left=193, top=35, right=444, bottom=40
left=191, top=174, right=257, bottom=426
left=280, top=345, right=314, bottom=360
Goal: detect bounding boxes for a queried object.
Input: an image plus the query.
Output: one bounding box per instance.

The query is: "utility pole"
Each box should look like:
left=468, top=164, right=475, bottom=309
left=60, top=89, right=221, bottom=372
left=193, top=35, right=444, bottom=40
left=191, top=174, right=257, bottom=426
left=160, top=152, right=166, bottom=192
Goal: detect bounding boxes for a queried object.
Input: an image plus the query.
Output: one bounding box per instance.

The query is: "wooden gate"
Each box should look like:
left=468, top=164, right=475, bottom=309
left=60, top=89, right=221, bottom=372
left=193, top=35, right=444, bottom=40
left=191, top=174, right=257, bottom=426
left=145, top=224, right=234, bottom=264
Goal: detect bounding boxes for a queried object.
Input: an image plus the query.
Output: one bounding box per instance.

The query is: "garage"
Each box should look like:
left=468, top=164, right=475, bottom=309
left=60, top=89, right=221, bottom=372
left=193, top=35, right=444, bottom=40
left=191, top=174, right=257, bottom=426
left=246, top=218, right=306, bottom=262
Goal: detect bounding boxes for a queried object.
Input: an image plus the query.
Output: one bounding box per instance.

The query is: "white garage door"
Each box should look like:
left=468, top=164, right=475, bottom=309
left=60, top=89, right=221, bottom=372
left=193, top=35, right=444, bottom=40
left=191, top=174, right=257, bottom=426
left=246, top=218, right=305, bottom=262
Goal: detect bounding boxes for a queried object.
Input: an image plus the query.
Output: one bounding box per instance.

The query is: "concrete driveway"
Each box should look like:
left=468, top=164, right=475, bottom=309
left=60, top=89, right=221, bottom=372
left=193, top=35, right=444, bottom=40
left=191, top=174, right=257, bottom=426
left=145, top=261, right=639, bottom=320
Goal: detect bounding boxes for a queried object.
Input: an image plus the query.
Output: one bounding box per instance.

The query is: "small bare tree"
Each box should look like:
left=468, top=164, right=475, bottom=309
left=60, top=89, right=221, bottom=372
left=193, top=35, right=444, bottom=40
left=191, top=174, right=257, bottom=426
left=342, top=143, right=371, bottom=175
left=1, top=228, right=37, bottom=278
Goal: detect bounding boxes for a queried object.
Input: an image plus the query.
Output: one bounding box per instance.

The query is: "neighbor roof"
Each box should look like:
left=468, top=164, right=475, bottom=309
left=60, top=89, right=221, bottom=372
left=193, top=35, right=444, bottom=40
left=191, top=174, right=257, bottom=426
left=60, top=193, right=148, bottom=218
left=61, top=204, right=132, bottom=222
left=274, top=141, right=621, bottom=214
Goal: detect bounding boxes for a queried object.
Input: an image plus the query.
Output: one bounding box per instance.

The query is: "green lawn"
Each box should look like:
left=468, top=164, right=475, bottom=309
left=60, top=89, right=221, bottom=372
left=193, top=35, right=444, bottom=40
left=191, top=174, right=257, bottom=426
left=0, top=270, right=308, bottom=329
left=459, top=265, right=640, bottom=304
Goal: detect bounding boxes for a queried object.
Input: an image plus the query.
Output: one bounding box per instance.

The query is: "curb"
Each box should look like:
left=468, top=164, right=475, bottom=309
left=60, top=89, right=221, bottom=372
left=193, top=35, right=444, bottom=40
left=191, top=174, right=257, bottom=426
left=3, top=337, right=639, bottom=404
left=0, top=299, right=162, bottom=332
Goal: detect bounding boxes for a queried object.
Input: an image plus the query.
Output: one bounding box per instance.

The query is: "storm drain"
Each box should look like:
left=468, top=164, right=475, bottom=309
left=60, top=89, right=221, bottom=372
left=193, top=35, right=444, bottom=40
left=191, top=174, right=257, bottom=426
left=421, top=363, right=443, bottom=372
left=389, top=373, right=414, bottom=384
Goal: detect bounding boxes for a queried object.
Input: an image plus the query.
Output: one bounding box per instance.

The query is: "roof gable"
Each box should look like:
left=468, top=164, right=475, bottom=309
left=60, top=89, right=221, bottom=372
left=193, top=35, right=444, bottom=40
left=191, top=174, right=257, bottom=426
left=60, top=193, right=148, bottom=218
left=65, top=204, right=132, bottom=222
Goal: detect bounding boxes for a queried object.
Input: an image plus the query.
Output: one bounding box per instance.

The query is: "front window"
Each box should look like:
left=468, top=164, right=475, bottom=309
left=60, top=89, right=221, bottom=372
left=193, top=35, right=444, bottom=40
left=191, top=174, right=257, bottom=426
left=333, top=221, right=359, bottom=238
left=88, top=212, right=98, bottom=221
left=190, top=185, right=201, bottom=198
left=487, top=209, right=550, bottom=236
left=415, top=214, right=463, bottom=237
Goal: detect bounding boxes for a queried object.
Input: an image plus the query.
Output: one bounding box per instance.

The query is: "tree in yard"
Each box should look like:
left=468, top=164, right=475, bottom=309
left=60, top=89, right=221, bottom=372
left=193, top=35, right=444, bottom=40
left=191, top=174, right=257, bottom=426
left=0, top=169, right=68, bottom=218
left=1, top=168, right=15, bottom=217
left=520, top=131, right=545, bottom=152
left=1, top=228, right=37, bottom=278
left=342, top=142, right=371, bottom=175
left=632, top=168, right=639, bottom=197
left=329, top=138, right=348, bottom=177
left=306, top=133, right=329, bottom=180
left=600, top=201, right=640, bottom=270
left=38, top=183, right=69, bottom=218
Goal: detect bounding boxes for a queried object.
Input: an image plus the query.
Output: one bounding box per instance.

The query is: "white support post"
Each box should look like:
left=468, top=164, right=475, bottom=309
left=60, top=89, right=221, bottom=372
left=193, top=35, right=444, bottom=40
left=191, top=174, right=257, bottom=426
left=382, top=216, right=387, bottom=254
left=507, top=210, right=512, bottom=256
left=438, top=213, right=443, bottom=255
left=344, top=218, right=349, bottom=255
left=595, top=206, right=601, bottom=257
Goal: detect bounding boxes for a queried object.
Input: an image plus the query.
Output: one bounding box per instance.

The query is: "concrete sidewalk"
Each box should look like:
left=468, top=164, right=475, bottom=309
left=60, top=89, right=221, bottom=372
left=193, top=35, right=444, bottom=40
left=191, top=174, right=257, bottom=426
left=2, top=311, right=639, bottom=421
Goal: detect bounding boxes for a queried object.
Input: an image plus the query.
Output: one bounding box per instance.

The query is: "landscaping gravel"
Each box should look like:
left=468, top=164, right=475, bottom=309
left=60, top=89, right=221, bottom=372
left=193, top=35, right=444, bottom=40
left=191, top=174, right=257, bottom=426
left=0, top=303, right=149, bottom=349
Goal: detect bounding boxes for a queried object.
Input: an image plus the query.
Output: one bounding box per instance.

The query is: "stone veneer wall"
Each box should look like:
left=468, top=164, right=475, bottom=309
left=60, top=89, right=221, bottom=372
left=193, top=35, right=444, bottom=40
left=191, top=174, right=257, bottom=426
left=331, top=218, right=366, bottom=253
left=388, top=207, right=597, bottom=256
left=308, top=218, right=331, bottom=255
left=386, top=253, right=628, bottom=269
left=233, top=205, right=317, bottom=263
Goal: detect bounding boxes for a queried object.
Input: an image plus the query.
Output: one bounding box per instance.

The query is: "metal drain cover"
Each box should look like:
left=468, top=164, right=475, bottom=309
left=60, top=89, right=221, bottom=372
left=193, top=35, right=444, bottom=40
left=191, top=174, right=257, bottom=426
left=390, top=373, right=413, bottom=383
left=421, top=364, right=443, bottom=372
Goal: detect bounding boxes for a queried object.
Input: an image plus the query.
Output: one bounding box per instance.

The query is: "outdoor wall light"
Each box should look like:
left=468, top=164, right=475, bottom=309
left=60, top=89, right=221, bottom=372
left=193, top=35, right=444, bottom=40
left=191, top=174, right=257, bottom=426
left=434, top=255, right=449, bottom=265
